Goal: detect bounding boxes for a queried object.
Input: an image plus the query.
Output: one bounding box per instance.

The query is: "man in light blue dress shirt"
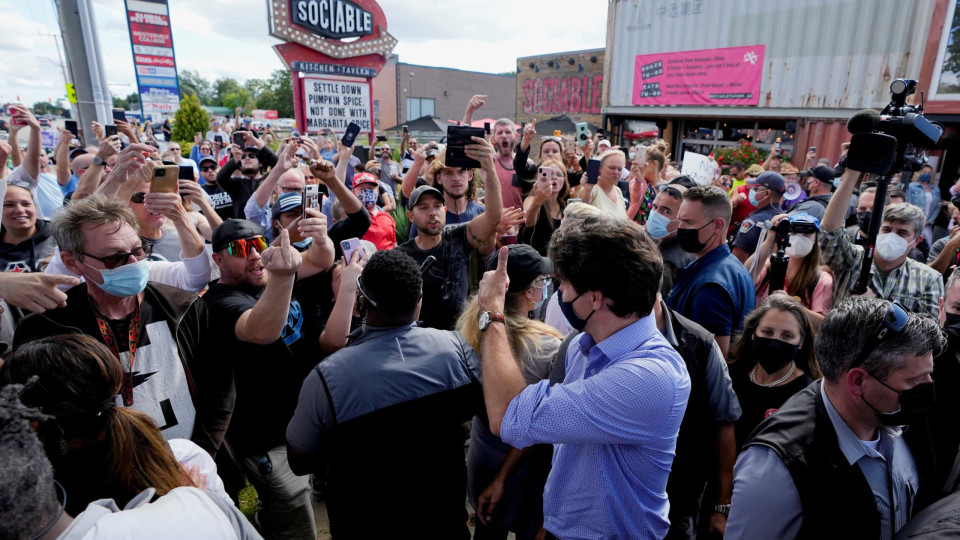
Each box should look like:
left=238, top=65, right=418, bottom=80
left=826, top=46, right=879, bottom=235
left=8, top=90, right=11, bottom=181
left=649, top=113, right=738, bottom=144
left=727, top=297, right=944, bottom=540
left=477, top=215, right=691, bottom=540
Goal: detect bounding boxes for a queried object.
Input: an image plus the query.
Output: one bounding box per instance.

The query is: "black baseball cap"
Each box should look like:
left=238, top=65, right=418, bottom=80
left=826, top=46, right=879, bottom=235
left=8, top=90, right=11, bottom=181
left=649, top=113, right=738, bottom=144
left=485, top=244, right=551, bottom=293
left=199, top=155, right=218, bottom=166
left=407, top=185, right=444, bottom=210
left=212, top=219, right=266, bottom=252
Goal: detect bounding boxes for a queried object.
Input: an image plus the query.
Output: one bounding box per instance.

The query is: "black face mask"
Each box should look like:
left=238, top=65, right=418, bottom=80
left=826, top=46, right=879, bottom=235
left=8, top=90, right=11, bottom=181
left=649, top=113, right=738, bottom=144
left=753, top=336, right=799, bottom=374
left=857, top=210, right=872, bottom=233
left=862, top=375, right=936, bottom=426
left=944, top=312, right=960, bottom=348
left=677, top=221, right=716, bottom=254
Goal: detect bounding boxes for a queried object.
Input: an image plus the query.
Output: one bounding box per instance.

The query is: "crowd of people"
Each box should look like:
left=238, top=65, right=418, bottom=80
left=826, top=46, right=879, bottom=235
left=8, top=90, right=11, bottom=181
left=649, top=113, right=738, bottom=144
left=1, top=92, right=959, bottom=540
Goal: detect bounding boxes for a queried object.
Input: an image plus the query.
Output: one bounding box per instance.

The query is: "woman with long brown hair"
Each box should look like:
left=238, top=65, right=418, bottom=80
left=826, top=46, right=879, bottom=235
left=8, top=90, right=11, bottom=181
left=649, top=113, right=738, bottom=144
left=745, top=213, right=834, bottom=329
left=0, top=334, right=221, bottom=515
left=520, top=157, right=570, bottom=255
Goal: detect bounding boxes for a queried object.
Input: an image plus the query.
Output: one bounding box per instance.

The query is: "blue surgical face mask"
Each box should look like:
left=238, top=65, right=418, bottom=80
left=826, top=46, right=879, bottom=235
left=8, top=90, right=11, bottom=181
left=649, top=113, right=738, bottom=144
left=645, top=210, right=674, bottom=240
left=87, top=259, right=150, bottom=297
left=748, top=187, right=761, bottom=206
left=919, top=173, right=931, bottom=183
left=357, top=188, right=378, bottom=207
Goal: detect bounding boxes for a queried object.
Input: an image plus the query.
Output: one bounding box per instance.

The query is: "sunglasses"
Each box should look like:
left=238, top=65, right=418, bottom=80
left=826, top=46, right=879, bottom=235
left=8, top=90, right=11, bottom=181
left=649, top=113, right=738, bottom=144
left=82, top=244, right=153, bottom=269
left=225, top=236, right=267, bottom=258
left=850, top=300, right=909, bottom=370
left=242, top=153, right=258, bottom=160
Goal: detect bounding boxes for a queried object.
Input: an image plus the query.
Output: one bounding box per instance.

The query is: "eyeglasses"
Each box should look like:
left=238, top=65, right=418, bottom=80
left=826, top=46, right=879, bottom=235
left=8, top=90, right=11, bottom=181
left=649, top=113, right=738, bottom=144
left=224, top=236, right=268, bottom=258
left=130, top=192, right=146, bottom=204
left=533, top=276, right=551, bottom=288
left=280, top=186, right=304, bottom=194
left=201, top=165, right=217, bottom=172
left=82, top=244, right=153, bottom=269
left=850, top=300, right=909, bottom=370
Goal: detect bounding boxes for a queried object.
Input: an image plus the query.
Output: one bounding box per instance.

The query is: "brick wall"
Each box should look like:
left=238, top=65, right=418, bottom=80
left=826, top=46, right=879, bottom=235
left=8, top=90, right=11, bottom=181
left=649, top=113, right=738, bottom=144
left=372, top=59, right=517, bottom=128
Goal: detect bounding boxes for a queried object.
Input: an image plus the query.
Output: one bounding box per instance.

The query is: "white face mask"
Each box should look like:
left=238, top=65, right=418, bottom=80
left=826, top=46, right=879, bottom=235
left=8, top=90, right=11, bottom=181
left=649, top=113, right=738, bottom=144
left=785, top=235, right=815, bottom=258
left=875, top=232, right=911, bottom=261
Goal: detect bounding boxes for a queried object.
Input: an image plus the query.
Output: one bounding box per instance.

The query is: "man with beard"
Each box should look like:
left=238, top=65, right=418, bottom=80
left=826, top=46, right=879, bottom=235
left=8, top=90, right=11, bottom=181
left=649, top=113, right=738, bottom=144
left=376, top=143, right=402, bottom=196
left=397, top=135, right=503, bottom=330
left=204, top=217, right=334, bottom=540
left=407, top=148, right=485, bottom=239
left=216, top=132, right=279, bottom=218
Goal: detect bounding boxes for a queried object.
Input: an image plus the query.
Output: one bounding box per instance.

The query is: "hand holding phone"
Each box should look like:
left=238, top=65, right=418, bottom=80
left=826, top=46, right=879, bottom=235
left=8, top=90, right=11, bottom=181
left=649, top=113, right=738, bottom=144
left=341, top=237, right=361, bottom=263
left=576, top=122, right=590, bottom=147
left=586, top=158, right=601, bottom=184
left=232, top=132, right=245, bottom=147
left=303, top=184, right=320, bottom=220
left=104, top=125, right=118, bottom=137
left=341, top=122, right=361, bottom=148
left=150, top=164, right=179, bottom=193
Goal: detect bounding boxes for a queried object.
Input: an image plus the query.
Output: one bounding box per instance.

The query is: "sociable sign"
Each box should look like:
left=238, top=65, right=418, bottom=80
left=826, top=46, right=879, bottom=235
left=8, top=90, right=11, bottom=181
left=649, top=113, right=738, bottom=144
left=290, top=0, right=374, bottom=40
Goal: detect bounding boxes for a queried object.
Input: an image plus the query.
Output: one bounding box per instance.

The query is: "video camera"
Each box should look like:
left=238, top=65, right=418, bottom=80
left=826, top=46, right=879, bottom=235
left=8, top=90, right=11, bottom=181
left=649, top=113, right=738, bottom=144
left=845, top=79, right=943, bottom=295
left=846, top=79, right=943, bottom=176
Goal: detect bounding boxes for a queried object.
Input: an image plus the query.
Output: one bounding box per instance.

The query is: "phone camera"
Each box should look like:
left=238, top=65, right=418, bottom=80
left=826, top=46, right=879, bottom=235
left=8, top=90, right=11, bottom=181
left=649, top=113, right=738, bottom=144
left=156, top=169, right=165, bottom=177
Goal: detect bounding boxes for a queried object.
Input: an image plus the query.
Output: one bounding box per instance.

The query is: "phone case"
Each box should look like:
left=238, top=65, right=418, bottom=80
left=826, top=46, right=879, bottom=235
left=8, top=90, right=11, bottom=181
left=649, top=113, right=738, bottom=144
left=341, top=238, right=361, bottom=262
left=150, top=165, right=180, bottom=193
left=586, top=159, right=602, bottom=184
left=445, top=126, right=485, bottom=169
left=341, top=122, right=361, bottom=147
left=576, top=123, right=590, bottom=147
left=304, top=185, right=320, bottom=213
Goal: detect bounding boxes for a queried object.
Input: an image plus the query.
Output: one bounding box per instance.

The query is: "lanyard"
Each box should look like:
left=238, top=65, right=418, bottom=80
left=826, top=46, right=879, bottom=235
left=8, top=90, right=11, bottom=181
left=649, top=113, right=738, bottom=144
left=94, top=301, right=142, bottom=407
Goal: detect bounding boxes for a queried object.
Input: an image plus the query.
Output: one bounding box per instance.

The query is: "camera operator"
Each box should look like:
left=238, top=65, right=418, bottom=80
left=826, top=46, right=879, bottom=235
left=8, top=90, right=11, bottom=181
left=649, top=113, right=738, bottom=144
left=732, top=171, right=786, bottom=263
left=745, top=213, right=833, bottom=329
left=820, top=166, right=943, bottom=317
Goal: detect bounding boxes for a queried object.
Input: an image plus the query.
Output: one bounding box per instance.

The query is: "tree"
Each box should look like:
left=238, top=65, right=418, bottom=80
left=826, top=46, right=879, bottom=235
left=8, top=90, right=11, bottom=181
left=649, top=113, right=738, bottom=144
left=179, top=70, right=214, bottom=104
left=171, top=93, right=209, bottom=156
left=32, top=101, right=67, bottom=116
left=255, top=69, right=294, bottom=118
left=112, top=92, right=140, bottom=111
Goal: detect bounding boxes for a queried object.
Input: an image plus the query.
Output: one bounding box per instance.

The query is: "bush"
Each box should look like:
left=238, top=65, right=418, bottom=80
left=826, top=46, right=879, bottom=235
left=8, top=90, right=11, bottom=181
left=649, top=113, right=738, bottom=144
left=171, top=93, right=209, bottom=157
left=713, top=141, right=770, bottom=173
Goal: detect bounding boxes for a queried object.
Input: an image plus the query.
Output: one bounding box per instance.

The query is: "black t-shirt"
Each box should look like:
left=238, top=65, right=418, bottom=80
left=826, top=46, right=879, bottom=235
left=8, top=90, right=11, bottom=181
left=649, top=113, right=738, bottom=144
left=202, top=183, right=235, bottom=220
left=397, top=224, right=473, bottom=330
left=204, top=280, right=319, bottom=455
left=730, top=362, right=814, bottom=451
left=219, top=171, right=260, bottom=218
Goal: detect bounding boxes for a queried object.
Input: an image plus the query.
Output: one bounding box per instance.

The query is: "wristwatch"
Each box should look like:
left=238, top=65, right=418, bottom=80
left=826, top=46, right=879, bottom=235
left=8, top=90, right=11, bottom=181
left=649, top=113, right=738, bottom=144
left=92, top=156, right=106, bottom=167
left=478, top=311, right=505, bottom=332
left=714, top=504, right=731, bottom=518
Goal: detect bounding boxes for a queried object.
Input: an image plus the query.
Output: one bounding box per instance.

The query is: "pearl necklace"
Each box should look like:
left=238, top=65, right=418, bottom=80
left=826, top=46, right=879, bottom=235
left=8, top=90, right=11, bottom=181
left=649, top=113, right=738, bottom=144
left=750, top=361, right=796, bottom=387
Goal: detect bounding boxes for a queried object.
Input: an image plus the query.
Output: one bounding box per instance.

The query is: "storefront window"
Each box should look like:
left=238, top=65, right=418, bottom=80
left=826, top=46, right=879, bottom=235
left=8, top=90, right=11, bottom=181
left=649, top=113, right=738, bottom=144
left=679, top=119, right=794, bottom=161
left=932, top=0, right=960, bottom=99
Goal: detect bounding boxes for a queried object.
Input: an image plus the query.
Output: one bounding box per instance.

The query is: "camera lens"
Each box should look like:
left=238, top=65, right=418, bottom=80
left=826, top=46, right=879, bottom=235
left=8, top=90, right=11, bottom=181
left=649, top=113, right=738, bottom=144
left=156, top=169, right=164, bottom=176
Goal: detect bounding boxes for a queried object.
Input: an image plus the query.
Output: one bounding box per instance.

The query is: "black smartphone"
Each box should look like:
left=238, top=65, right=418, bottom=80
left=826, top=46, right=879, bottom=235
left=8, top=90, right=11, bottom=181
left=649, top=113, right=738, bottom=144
left=586, top=158, right=601, bottom=184
left=177, top=165, right=193, bottom=180
left=376, top=134, right=388, bottom=142
left=402, top=125, right=408, bottom=134
left=341, top=122, right=361, bottom=147
left=445, top=125, right=485, bottom=169
left=597, top=128, right=605, bottom=139
left=104, top=125, right=118, bottom=137
left=112, top=108, right=126, bottom=123
left=214, top=135, right=223, bottom=144
left=232, top=132, right=244, bottom=147
left=484, top=122, right=491, bottom=135
left=64, top=120, right=79, bottom=139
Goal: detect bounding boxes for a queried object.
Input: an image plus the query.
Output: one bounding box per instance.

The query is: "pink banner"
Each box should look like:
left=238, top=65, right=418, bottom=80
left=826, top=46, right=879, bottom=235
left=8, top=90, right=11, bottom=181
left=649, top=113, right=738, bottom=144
left=632, top=45, right=765, bottom=106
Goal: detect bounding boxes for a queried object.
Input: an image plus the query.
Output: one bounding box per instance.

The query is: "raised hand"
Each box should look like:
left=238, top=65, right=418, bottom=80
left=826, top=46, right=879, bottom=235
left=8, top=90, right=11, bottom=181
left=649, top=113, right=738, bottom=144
left=260, top=229, right=302, bottom=277
left=466, top=94, right=487, bottom=113
left=478, top=246, right=510, bottom=313
left=309, top=158, right=337, bottom=185
left=297, top=208, right=328, bottom=242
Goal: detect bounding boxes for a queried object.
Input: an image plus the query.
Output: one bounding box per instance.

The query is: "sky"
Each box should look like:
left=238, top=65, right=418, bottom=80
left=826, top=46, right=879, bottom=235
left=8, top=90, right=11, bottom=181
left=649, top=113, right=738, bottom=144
left=2, top=0, right=608, bottom=107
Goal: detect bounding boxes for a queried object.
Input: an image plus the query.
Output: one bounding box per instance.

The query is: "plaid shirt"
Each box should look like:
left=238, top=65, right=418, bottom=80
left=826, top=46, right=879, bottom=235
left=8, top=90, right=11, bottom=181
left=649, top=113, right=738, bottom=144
left=819, top=228, right=943, bottom=317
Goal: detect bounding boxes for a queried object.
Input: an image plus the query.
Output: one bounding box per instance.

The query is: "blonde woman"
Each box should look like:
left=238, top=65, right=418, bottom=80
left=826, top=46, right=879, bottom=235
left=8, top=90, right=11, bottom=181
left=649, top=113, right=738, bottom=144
left=579, top=149, right=628, bottom=220
left=458, top=244, right=561, bottom=540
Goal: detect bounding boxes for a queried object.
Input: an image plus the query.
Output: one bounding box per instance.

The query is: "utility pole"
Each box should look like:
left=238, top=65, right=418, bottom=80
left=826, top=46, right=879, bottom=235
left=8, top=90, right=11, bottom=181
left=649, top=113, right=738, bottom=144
left=56, top=0, right=112, bottom=139
left=37, top=30, right=75, bottom=119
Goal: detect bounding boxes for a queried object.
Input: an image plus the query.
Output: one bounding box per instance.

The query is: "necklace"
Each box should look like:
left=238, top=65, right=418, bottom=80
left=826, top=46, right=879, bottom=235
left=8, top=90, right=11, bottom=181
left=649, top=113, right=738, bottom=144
left=496, top=154, right=514, bottom=171
left=750, top=361, right=796, bottom=387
